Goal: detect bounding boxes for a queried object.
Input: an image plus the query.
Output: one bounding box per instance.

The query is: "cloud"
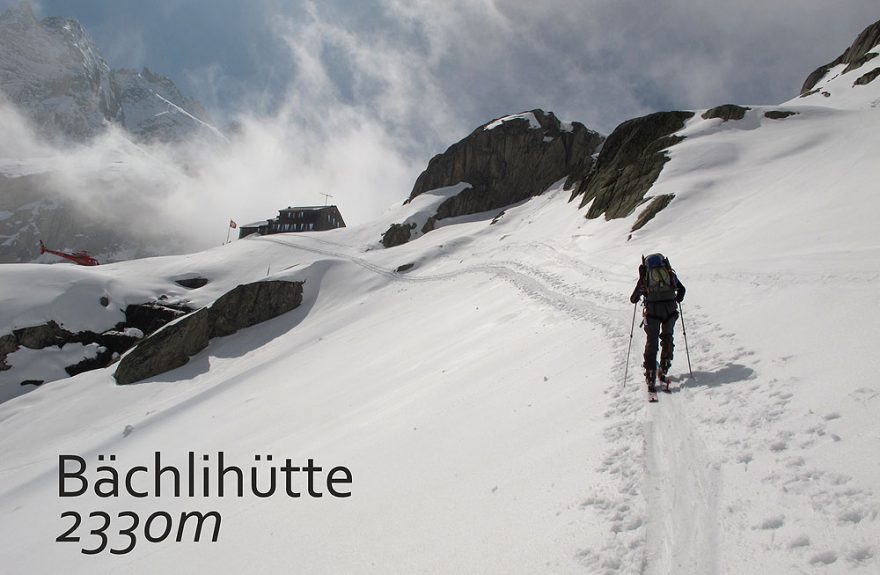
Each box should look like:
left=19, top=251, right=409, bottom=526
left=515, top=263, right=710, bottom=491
left=3, top=0, right=878, bottom=260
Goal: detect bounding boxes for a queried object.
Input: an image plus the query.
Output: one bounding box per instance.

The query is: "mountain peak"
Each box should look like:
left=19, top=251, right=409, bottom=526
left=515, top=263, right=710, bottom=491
left=800, top=18, right=880, bottom=95
left=0, top=4, right=217, bottom=143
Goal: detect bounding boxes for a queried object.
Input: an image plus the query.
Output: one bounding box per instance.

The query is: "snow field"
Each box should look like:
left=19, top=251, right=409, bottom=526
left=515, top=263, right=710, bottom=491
left=1, top=59, right=880, bottom=572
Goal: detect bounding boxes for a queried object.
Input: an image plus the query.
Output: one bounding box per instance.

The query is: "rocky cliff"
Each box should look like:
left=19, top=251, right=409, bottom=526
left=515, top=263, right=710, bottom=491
left=801, top=18, right=880, bottom=95
left=573, top=110, right=693, bottom=223
left=383, top=110, right=603, bottom=246
left=0, top=3, right=217, bottom=143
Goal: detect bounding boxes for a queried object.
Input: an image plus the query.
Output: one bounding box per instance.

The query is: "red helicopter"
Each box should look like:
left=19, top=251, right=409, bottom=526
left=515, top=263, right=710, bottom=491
left=39, top=240, right=100, bottom=266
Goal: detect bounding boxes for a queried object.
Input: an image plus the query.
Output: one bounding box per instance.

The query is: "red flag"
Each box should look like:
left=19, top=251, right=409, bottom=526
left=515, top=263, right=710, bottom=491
left=229, top=220, right=237, bottom=229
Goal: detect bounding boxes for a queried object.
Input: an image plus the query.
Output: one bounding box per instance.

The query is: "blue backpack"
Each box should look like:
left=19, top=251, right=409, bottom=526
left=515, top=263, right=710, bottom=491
left=643, top=253, right=677, bottom=302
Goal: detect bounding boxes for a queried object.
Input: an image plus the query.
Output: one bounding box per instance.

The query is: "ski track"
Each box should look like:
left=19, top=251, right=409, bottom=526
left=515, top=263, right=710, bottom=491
left=262, top=234, right=880, bottom=573
left=262, top=235, right=702, bottom=573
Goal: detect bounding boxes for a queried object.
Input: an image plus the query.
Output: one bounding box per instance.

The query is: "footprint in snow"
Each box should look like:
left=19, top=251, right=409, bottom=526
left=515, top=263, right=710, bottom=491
left=787, top=535, right=810, bottom=549
left=809, top=550, right=838, bottom=565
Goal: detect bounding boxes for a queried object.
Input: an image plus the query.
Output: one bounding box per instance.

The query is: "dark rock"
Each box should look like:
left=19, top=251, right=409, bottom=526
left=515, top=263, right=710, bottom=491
left=801, top=19, right=880, bottom=94
left=764, top=110, right=798, bottom=120
left=574, top=111, right=694, bottom=221
left=13, top=320, right=72, bottom=349
left=114, top=307, right=212, bottom=385
left=701, top=104, right=750, bottom=122
left=175, top=277, right=209, bottom=289
left=209, top=280, right=304, bottom=338
left=65, top=347, right=114, bottom=377
left=421, top=218, right=436, bottom=234
left=0, top=333, right=17, bottom=370
left=490, top=210, right=506, bottom=225
left=381, top=223, right=417, bottom=248
left=20, top=380, right=44, bottom=387
left=854, top=67, right=880, bottom=87
left=123, top=302, right=193, bottom=334
left=395, top=263, right=415, bottom=273
left=114, top=280, right=304, bottom=384
left=97, top=330, right=143, bottom=354
left=407, top=109, right=603, bottom=225
left=632, top=194, right=675, bottom=232
left=100, top=296, right=110, bottom=307
left=845, top=51, right=878, bottom=74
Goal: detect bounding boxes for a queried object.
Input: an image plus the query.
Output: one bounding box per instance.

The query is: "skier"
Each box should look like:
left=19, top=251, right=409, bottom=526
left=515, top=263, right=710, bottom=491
left=630, top=253, right=686, bottom=393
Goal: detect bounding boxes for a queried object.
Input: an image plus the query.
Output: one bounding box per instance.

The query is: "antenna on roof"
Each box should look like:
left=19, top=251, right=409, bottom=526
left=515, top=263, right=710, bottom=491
left=319, top=193, right=334, bottom=206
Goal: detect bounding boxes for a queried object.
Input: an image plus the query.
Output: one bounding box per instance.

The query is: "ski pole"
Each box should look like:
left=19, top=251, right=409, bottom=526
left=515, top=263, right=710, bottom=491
left=678, top=301, right=695, bottom=382
left=622, top=302, right=638, bottom=387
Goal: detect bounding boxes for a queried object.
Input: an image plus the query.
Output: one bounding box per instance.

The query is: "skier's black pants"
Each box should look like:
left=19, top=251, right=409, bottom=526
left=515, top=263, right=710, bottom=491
left=643, top=300, right=678, bottom=373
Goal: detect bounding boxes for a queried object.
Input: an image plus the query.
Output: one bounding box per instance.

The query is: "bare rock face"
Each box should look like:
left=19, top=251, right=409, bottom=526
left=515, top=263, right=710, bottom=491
left=407, top=109, right=603, bottom=223
left=632, top=194, right=675, bottom=232
left=854, top=67, right=880, bottom=87
left=574, top=111, right=693, bottom=221
left=801, top=19, right=880, bottom=95
left=114, top=280, right=304, bottom=385
left=114, top=308, right=212, bottom=385
left=381, top=223, right=417, bottom=248
left=13, top=320, right=71, bottom=349
left=209, top=280, right=304, bottom=338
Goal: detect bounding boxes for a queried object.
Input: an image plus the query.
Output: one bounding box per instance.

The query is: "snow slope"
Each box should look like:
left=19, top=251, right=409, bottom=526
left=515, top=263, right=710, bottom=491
left=1, top=52, right=880, bottom=574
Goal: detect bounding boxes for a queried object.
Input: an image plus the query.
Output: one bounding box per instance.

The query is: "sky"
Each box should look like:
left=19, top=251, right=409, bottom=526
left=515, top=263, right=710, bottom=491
left=1, top=0, right=878, bottom=244
left=21, top=1, right=880, bottom=139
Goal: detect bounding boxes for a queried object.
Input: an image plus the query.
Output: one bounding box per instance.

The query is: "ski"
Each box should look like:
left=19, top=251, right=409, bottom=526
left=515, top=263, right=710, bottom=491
left=648, top=391, right=658, bottom=402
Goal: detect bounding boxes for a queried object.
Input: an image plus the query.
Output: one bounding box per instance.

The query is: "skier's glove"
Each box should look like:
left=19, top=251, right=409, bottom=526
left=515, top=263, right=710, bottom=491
left=676, top=293, right=684, bottom=303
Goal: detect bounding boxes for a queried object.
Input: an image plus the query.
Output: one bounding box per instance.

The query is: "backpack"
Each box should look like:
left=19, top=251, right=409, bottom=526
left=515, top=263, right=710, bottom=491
left=642, top=253, right=677, bottom=302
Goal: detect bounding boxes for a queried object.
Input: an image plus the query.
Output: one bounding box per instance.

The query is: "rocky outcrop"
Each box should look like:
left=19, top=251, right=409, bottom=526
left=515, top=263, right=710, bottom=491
left=114, top=308, right=212, bottom=385
left=574, top=111, right=693, bottom=221
left=764, top=110, right=798, bottom=120
left=854, top=67, right=880, bottom=87
left=702, top=105, right=750, bottom=122
left=175, top=277, right=209, bottom=289
left=381, top=223, right=417, bottom=248
left=210, top=281, right=303, bottom=338
left=801, top=19, right=880, bottom=95
left=115, top=280, right=304, bottom=385
left=0, top=334, right=16, bottom=370
left=402, top=109, right=603, bottom=230
left=124, top=302, right=191, bottom=334
left=13, top=320, right=71, bottom=349
left=632, top=194, right=675, bottom=232
left=0, top=300, right=189, bottom=382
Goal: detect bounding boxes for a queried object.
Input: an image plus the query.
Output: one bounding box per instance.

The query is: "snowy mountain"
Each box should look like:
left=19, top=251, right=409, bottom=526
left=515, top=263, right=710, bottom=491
left=0, top=16, right=879, bottom=575
left=0, top=3, right=118, bottom=142
left=0, top=3, right=218, bottom=143
left=0, top=3, right=223, bottom=264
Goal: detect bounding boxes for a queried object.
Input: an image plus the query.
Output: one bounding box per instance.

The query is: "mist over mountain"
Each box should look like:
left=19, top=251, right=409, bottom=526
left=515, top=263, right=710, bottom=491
left=0, top=3, right=217, bottom=143
left=0, top=4, right=229, bottom=264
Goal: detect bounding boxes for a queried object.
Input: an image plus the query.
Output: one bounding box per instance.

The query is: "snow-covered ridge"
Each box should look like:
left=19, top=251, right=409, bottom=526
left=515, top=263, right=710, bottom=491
left=484, top=111, right=541, bottom=130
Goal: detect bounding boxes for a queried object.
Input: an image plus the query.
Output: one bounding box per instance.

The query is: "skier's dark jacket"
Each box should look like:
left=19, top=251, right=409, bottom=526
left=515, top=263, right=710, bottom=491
left=629, top=264, right=686, bottom=319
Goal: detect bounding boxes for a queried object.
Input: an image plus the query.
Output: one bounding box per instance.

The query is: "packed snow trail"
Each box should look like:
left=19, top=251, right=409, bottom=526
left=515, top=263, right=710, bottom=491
left=645, top=386, right=721, bottom=575
left=263, top=232, right=747, bottom=574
